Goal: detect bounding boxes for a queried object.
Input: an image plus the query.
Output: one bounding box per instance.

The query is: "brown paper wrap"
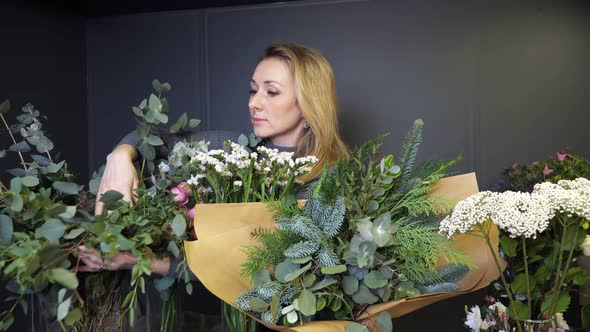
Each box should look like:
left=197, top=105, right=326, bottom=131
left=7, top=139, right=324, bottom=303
left=185, top=173, right=504, bottom=331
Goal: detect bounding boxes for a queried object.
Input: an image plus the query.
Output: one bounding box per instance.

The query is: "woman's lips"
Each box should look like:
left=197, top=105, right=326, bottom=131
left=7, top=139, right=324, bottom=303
left=251, top=117, right=266, bottom=124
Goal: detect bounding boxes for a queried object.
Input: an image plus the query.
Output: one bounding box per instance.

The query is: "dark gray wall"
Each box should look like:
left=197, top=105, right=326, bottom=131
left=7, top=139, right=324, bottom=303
left=84, top=1, right=590, bottom=330
left=0, top=2, right=88, bottom=182
left=87, top=0, right=590, bottom=190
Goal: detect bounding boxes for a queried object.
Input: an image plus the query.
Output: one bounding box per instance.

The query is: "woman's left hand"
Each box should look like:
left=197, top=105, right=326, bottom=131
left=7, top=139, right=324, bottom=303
left=78, top=246, right=138, bottom=272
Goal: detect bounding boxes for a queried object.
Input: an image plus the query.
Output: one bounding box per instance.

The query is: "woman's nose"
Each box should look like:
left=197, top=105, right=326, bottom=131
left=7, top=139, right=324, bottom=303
left=249, top=92, right=262, bottom=112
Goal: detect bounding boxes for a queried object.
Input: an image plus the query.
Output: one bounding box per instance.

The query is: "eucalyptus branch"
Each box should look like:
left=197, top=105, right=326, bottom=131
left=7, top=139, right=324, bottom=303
left=25, top=107, right=52, bottom=162
left=0, top=112, right=28, bottom=170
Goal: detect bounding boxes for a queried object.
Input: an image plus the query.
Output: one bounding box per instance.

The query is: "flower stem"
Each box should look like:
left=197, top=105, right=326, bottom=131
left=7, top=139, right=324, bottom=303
left=549, top=217, right=579, bottom=319
left=482, top=224, right=523, bottom=332
left=522, top=236, right=532, bottom=319
left=0, top=113, right=28, bottom=170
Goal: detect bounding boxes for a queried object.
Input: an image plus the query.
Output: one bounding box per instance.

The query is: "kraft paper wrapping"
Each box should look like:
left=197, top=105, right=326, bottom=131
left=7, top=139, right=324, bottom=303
left=185, top=173, right=504, bottom=331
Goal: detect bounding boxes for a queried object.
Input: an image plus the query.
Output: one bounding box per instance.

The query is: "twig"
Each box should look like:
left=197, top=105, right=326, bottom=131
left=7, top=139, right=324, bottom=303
left=0, top=113, right=28, bottom=170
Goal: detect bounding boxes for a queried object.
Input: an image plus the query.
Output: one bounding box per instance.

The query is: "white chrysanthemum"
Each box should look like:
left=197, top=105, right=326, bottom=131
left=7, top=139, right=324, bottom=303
left=464, top=306, right=483, bottom=331
left=439, top=191, right=498, bottom=238
left=491, top=191, right=554, bottom=238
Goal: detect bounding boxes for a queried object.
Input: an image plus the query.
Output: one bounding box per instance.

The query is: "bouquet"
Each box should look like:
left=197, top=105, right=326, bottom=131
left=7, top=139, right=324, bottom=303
left=441, top=177, right=590, bottom=332
left=0, top=80, right=198, bottom=331
left=184, top=120, right=503, bottom=331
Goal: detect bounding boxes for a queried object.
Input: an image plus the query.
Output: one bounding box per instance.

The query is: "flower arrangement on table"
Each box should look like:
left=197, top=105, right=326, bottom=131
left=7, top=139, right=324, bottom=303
left=184, top=120, right=503, bottom=331
left=0, top=81, right=199, bottom=331
left=440, top=177, right=590, bottom=332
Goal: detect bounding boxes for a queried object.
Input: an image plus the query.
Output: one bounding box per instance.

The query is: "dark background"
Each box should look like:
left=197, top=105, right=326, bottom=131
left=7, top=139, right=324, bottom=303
left=1, top=0, right=590, bottom=331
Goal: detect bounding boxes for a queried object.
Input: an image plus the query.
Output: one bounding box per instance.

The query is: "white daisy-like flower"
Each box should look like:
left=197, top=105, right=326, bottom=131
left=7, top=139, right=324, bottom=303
left=464, top=306, right=482, bottom=331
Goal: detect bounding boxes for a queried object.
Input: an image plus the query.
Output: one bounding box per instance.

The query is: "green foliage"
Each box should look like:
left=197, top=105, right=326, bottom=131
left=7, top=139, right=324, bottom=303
left=0, top=82, right=196, bottom=331
left=241, top=228, right=301, bottom=279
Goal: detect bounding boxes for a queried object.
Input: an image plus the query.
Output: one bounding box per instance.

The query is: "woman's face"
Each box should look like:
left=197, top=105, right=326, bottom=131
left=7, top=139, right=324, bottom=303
left=249, top=58, right=305, bottom=147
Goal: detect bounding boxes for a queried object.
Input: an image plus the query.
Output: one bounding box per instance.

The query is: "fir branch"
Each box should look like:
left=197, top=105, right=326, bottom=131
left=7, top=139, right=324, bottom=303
left=399, top=119, right=424, bottom=183
left=241, top=228, right=301, bottom=280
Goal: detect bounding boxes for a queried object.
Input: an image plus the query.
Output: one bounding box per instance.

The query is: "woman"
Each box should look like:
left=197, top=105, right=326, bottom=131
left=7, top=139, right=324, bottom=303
left=80, top=42, right=348, bottom=282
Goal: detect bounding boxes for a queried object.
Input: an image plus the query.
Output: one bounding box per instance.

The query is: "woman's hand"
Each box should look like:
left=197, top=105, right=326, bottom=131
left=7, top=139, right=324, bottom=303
left=95, top=144, right=139, bottom=215
left=78, top=246, right=171, bottom=275
left=78, top=246, right=137, bottom=272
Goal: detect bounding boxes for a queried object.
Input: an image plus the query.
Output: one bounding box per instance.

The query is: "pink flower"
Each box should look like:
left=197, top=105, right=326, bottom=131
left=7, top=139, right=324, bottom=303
left=555, top=152, right=568, bottom=162
left=171, top=187, right=189, bottom=206
left=186, top=206, right=196, bottom=219
left=543, top=165, right=554, bottom=176
left=177, top=181, right=192, bottom=195
left=511, top=162, right=519, bottom=169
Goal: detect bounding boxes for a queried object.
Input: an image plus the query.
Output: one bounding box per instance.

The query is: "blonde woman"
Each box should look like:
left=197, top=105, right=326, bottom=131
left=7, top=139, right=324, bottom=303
left=80, top=43, right=349, bottom=277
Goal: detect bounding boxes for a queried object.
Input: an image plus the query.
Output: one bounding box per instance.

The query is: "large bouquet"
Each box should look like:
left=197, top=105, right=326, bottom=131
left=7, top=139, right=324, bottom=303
left=0, top=81, right=197, bottom=331
left=185, top=120, right=503, bottom=331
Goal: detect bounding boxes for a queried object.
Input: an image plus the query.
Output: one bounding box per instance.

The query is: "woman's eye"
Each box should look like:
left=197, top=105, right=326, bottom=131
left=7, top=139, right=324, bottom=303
left=267, top=90, right=279, bottom=96
left=249, top=89, right=257, bottom=95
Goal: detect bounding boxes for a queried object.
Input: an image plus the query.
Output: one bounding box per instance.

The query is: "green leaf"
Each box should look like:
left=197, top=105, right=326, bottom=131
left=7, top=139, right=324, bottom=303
left=346, top=322, right=369, bottom=332
left=10, top=177, right=22, bottom=193
left=0, top=150, right=6, bottom=158
left=500, top=235, right=518, bottom=257
left=64, top=228, right=85, bottom=240
left=45, top=160, right=65, bottom=174
left=275, top=260, right=299, bottom=283
left=9, top=141, right=30, bottom=153
left=10, top=194, right=23, bottom=212
left=152, top=79, right=162, bottom=93
left=171, top=214, right=186, bottom=237
left=189, top=119, right=201, bottom=128
left=303, top=273, right=316, bottom=288
left=541, top=291, right=570, bottom=315
left=0, top=215, right=13, bottom=245
left=31, top=154, right=52, bottom=166
left=253, top=269, right=271, bottom=286
left=52, top=268, right=79, bottom=289
left=59, top=205, right=77, bottom=219
left=186, top=283, right=193, bottom=295
left=58, top=288, right=67, bottom=303
left=298, top=289, right=317, bottom=316
left=147, top=135, right=164, bottom=146
left=284, top=262, right=312, bottom=282
left=342, top=276, right=359, bottom=295
left=37, top=219, right=66, bottom=241
left=65, top=307, right=82, bottom=325
left=367, top=200, right=379, bottom=211
left=155, top=112, right=168, bottom=124
left=57, top=297, right=71, bottom=321
left=321, top=264, right=347, bottom=275
left=375, top=312, right=393, bottom=332
left=291, top=256, right=313, bottom=264
left=35, top=136, right=54, bottom=153
left=238, top=134, right=248, bottom=146
left=308, top=278, right=337, bottom=291
left=161, top=82, right=172, bottom=93
left=582, top=304, right=590, bottom=328
left=167, top=241, right=180, bottom=258
left=132, top=106, right=144, bottom=117
left=249, top=297, right=270, bottom=312
left=154, top=276, right=175, bottom=291
left=52, top=181, right=82, bottom=195
left=100, top=190, right=124, bottom=204
left=316, top=296, right=327, bottom=311
left=364, top=270, right=388, bottom=289
left=149, top=94, right=162, bottom=113
left=508, top=300, right=530, bottom=320
left=139, top=98, right=147, bottom=109
left=0, top=99, right=10, bottom=114
left=138, top=141, right=156, bottom=160
left=352, top=285, right=379, bottom=304
left=510, top=274, right=529, bottom=295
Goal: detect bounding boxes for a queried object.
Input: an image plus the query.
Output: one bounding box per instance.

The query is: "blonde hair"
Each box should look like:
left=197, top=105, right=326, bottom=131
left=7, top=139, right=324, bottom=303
left=263, top=43, right=349, bottom=182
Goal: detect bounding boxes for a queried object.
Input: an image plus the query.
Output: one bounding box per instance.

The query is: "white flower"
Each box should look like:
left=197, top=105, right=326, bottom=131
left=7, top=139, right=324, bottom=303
left=233, top=180, right=243, bottom=187
left=491, top=191, right=554, bottom=238
left=488, top=301, right=507, bottom=314
left=581, top=235, right=590, bottom=256
left=158, top=162, right=170, bottom=174
left=533, top=178, right=590, bottom=220
left=464, top=306, right=483, bottom=331
left=552, top=313, right=570, bottom=330
left=439, top=191, right=498, bottom=238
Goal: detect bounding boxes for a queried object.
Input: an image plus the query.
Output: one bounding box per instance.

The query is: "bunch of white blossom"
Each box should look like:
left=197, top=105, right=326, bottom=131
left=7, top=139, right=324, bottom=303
left=533, top=178, right=590, bottom=220
left=439, top=191, right=498, bottom=238
left=490, top=191, right=554, bottom=238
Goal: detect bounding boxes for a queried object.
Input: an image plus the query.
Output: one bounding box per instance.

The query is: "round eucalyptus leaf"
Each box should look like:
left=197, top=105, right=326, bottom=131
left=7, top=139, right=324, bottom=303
left=57, top=297, right=71, bottom=321
left=367, top=200, right=379, bottom=211
left=346, top=322, right=369, bottom=332
left=167, top=241, right=180, bottom=258
left=364, top=270, right=388, bottom=289
left=63, top=228, right=85, bottom=240
left=351, top=285, right=379, bottom=304
left=189, top=119, right=201, bottom=128
left=0, top=215, right=13, bottom=245
left=376, top=312, right=393, bottom=332
left=275, top=260, right=299, bottom=283
left=342, top=276, right=359, bottom=295
left=147, top=135, right=164, bottom=146
left=171, top=214, right=186, bottom=237
left=52, top=181, right=82, bottom=195
left=37, top=219, right=66, bottom=241
left=52, top=268, right=79, bottom=289
left=297, top=289, right=316, bottom=316
left=0, top=99, right=10, bottom=114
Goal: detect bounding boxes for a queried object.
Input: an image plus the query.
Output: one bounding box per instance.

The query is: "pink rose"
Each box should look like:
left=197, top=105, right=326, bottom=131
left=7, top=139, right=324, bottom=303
left=186, top=206, right=196, bottom=219
left=543, top=165, right=554, bottom=176
left=511, top=162, right=519, bottom=169
left=177, top=181, right=192, bottom=195
left=171, top=187, right=189, bottom=206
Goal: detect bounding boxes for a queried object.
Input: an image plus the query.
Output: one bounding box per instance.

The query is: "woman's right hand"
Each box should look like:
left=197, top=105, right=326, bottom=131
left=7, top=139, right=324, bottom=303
left=95, top=144, right=139, bottom=215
